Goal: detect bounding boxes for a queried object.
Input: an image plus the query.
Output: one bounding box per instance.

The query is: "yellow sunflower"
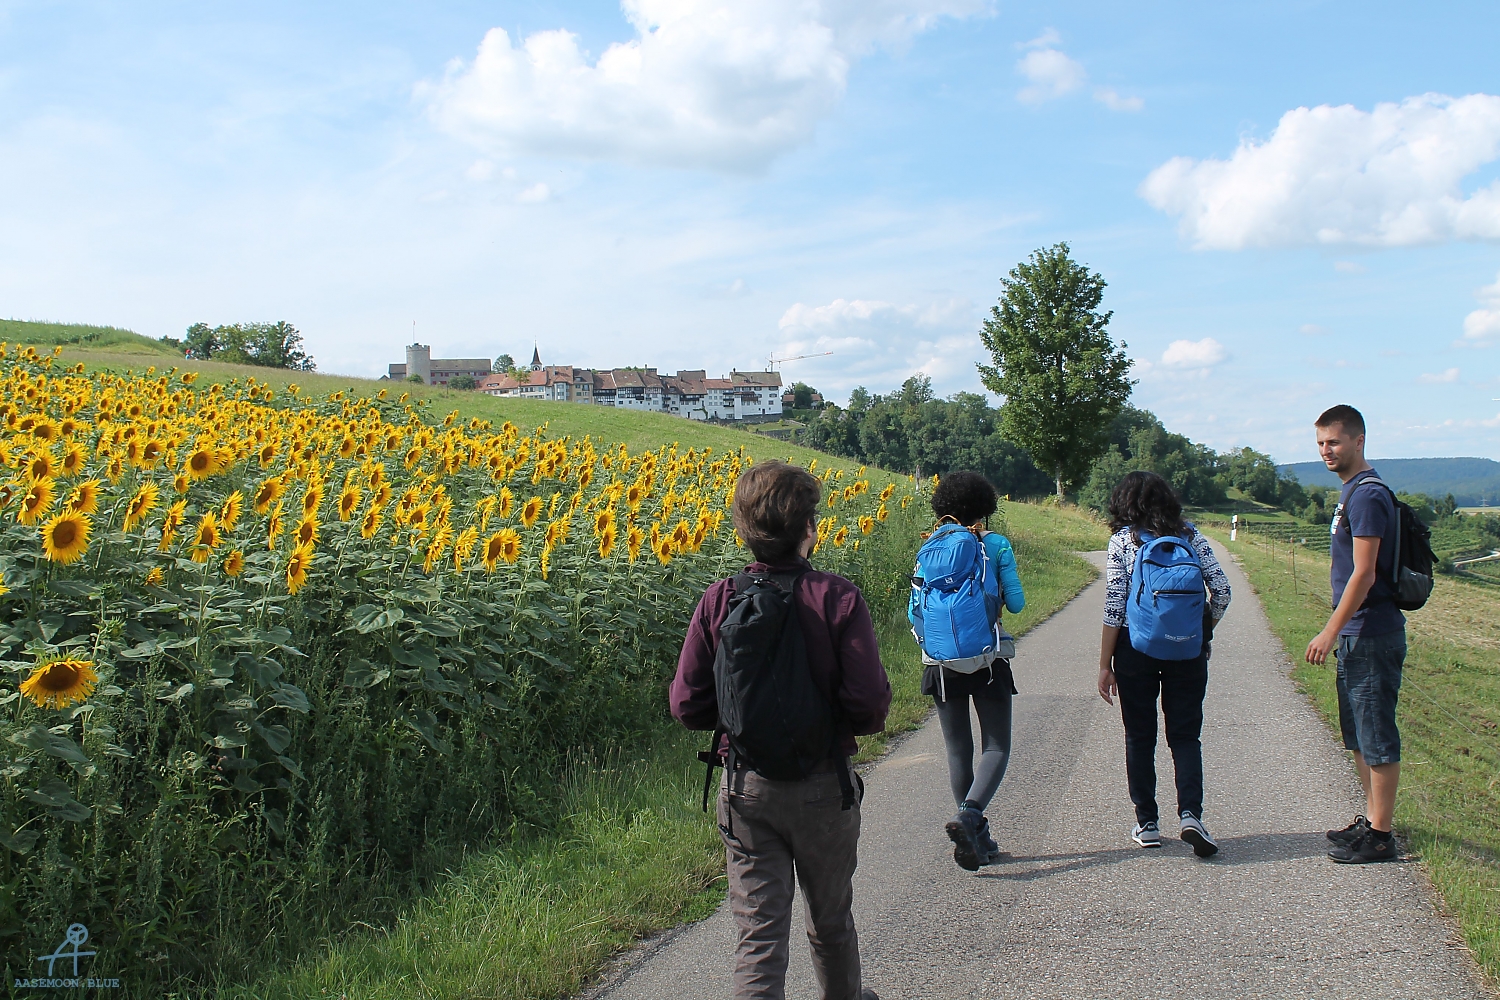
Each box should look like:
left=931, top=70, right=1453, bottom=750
left=184, top=443, right=221, bottom=480
left=483, top=528, right=521, bottom=570
left=41, top=509, right=91, bottom=564
left=453, top=526, right=478, bottom=572
left=253, top=475, right=285, bottom=515
left=832, top=525, right=850, bottom=547
left=24, top=448, right=55, bottom=482
left=519, top=496, right=543, bottom=528
left=223, top=549, right=245, bottom=577
left=19, top=657, right=99, bottom=711
left=190, top=511, right=221, bottom=563
left=124, top=482, right=159, bottom=532
left=360, top=505, right=383, bottom=540
left=158, top=499, right=187, bottom=551
left=216, top=490, right=244, bottom=530
left=626, top=526, right=645, bottom=562
left=58, top=443, right=85, bottom=477
left=18, top=477, right=55, bottom=525
left=655, top=536, right=674, bottom=565
left=267, top=504, right=285, bottom=550
left=285, top=541, right=314, bottom=594
left=65, top=478, right=102, bottom=516
left=173, top=473, right=191, bottom=494
left=295, top=515, right=319, bottom=548
left=598, top=523, right=617, bottom=558
left=858, top=515, right=875, bottom=536
left=337, top=486, right=362, bottom=521
left=301, top=483, right=323, bottom=518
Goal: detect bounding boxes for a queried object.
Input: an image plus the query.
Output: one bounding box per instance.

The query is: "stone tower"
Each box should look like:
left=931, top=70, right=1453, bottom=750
left=406, top=343, right=431, bottom=385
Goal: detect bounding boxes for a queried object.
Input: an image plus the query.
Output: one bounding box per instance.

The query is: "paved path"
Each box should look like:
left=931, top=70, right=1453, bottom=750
left=595, top=548, right=1489, bottom=1000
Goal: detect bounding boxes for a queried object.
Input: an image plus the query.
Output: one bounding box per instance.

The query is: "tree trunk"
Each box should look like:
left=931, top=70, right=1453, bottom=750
left=1055, top=468, right=1064, bottom=502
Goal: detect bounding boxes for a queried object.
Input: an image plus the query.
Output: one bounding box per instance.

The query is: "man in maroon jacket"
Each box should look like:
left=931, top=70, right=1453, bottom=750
left=672, top=460, right=891, bottom=1000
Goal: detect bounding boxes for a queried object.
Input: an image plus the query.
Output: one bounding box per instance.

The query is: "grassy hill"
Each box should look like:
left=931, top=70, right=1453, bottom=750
left=1280, top=457, right=1500, bottom=506
left=1, top=317, right=181, bottom=356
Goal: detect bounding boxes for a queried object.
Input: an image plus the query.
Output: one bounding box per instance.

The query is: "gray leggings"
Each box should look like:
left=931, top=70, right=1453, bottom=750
left=933, top=693, right=1014, bottom=811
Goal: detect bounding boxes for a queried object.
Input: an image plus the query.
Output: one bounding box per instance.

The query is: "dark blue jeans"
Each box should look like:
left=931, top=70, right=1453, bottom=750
left=1336, top=629, right=1406, bottom=766
left=1114, top=634, right=1208, bottom=825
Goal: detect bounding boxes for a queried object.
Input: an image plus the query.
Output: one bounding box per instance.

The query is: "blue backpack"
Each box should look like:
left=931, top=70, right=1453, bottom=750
left=1126, top=528, right=1206, bottom=660
left=910, top=524, right=1004, bottom=672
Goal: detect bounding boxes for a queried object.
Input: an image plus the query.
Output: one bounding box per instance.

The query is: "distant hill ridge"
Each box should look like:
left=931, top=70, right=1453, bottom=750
left=1279, top=457, right=1500, bottom=506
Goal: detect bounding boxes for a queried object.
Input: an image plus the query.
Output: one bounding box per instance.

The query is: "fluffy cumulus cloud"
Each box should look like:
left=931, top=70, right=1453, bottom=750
left=1417, top=367, right=1461, bottom=383
left=1014, top=30, right=1140, bottom=111
left=1462, top=271, right=1500, bottom=346
left=775, top=296, right=980, bottom=398
left=1141, top=93, right=1500, bottom=249
left=1160, top=336, right=1229, bottom=370
left=422, top=0, right=988, bottom=171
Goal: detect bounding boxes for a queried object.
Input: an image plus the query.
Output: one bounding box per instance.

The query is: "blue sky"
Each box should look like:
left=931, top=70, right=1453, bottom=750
left=1, top=1, right=1498, bottom=463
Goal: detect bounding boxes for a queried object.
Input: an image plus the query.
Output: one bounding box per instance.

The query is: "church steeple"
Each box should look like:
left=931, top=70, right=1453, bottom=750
left=530, top=345, right=542, bottom=371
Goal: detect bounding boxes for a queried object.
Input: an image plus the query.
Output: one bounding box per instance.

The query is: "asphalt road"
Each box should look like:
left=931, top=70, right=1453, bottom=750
left=593, top=548, right=1490, bottom=1000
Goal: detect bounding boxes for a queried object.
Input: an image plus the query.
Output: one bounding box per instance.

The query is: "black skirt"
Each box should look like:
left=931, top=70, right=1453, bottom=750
left=920, top=659, right=1017, bottom=701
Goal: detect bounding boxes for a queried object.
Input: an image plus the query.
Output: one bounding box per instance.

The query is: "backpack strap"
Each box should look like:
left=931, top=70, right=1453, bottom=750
left=1337, top=472, right=1402, bottom=598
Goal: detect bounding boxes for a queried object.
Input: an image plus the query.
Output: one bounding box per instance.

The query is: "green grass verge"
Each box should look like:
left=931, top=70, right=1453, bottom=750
left=1204, top=529, right=1500, bottom=992
left=222, top=503, right=1107, bottom=999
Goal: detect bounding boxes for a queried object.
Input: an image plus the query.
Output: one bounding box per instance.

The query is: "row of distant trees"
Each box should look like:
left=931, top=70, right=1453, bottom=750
left=791, top=241, right=1352, bottom=518
left=160, top=321, right=316, bottom=371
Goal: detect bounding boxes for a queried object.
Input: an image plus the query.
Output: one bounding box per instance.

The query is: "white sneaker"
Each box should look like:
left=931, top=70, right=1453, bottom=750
left=1180, top=812, right=1219, bottom=857
left=1131, top=821, right=1162, bottom=848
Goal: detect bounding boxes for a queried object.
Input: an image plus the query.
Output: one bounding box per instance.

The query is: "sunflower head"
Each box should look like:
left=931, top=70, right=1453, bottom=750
left=520, top=496, right=543, bottom=528
left=124, top=482, right=160, bottom=532
left=65, top=478, right=101, bottom=516
left=223, top=549, right=245, bottom=577
left=190, top=511, right=221, bottom=562
left=253, top=475, right=285, bottom=514
left=285, top=542, right=314, bottom=594
left=598, top=523, right=617, bottom=558
left=41, top=509, right=92, bottom=564
left=18, top=477, right=55, bottom=525
left=185, top=444, right=220, bottom=480
left=337, top=487, right=361, bottom=521
left=220, top=490, right=244, bottom=530
left=19, top=657, right=99, bottom=711
left=295, top=515, right=319, bottom=548
left=360, top=505, right=382, bottom=540
left=25, top=449, right=55, bottom=482
left=655, top=537, right=674, bottom=565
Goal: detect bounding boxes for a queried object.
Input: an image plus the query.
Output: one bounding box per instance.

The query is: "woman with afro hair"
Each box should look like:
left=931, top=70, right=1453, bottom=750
left=908, top=470, right=1025, bottom=870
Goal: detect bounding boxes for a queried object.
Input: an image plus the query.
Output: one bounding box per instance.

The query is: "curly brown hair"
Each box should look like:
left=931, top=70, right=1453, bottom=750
left=1107, top=470, right=1187, bottom=538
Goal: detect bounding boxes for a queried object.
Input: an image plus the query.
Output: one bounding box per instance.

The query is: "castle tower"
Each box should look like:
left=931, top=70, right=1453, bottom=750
left=406, top=343, right=432, bottom=385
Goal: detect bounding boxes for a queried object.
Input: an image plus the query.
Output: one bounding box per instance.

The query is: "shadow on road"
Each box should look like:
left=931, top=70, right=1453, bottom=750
left=978, top=832, right=1344, bottom=882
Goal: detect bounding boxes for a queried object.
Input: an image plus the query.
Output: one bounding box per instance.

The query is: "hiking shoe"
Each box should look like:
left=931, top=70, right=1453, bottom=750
left=1131, top=821, right=1162, bottom=848
left=1328, top=830, right=1399, bottom=864
left=1327, top=814, right=1369, bottom=845
left=860, top=990, right=880, bottom=1000
left=1179, top=812, right=1219, bottom=858
left=975, top=816, right=1003, bottom=865
left=946, top=808, right=985, bottom=871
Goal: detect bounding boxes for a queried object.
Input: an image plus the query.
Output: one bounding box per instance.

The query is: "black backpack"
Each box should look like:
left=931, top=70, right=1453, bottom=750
left=1340, top=473, right=1435, bottom=612
left=699, top=570, right=854, bottom=813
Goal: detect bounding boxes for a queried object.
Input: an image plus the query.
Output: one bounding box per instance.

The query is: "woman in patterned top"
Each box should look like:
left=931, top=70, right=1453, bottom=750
left=1097, top=470, right=1231, bottom=857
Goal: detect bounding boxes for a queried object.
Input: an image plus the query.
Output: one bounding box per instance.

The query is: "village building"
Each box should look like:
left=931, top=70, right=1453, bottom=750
left=386, top=344, right=491, bottom=387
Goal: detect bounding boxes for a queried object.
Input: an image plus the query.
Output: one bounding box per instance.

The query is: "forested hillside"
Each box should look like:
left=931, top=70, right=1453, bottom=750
left=1280, top=457, right=1500, bottom=506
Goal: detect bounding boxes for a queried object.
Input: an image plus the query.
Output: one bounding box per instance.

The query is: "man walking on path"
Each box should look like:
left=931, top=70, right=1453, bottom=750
left=1305, top=404, right=1405, bottom=864
left=671, top=460, right=891, bottom=1000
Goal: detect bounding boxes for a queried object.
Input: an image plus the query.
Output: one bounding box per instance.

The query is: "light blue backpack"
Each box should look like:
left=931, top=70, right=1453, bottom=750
left=1126, top=528, right=1206, bottom=660
left=910, top=524, right=1010, bottom=672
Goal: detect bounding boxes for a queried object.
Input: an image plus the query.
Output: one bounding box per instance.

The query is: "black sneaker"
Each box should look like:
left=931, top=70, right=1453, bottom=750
left=860, top=990, right=880, bottom=1000
left=1327, top=814, right=1369, bottom=845
left=946, top=808, right=984, bottom=871
left=1328, top=829, right=1399, bottom=864
left=977, top=816, right=1003, bottom=865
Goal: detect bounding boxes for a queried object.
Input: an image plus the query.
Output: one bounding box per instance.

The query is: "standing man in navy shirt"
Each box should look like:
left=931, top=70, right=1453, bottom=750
left=1305, top=404, right=1404, bottom=864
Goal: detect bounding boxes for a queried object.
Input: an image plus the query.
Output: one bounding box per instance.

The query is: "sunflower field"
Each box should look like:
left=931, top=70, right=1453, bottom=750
left=0, top=344, right=914, bottom=991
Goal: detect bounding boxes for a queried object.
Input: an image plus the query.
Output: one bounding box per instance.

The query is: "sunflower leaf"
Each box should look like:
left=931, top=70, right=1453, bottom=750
left=0, top=827, right=40, bottom=855
left=8, top=725, right=90, bottom=765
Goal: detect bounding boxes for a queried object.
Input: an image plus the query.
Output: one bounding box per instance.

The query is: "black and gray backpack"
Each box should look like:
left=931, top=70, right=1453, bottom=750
left=1337, top=472, right=1435, bottom=612
left=699, top=569, right=854, bottom=812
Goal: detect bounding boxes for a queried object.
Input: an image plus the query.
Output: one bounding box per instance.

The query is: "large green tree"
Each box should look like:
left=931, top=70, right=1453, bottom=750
left=978, top=243, right=1135, bottom=499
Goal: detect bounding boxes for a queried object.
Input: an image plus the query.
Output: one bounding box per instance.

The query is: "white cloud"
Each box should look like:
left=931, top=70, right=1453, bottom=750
left=421, top=0, right=988, bottom=172
left=1333, top=260, right=1367, bottom=274
left=1299, top=323, right=1328, bottom=336
left=1418, top=367, right=1461, bottom=383
left=775, top=296, right=980, bottom=398
left=1093, top=87, right=1142, bottom=113
left=1462, top=270, right=1500, bottom=345
left=517, top=182, right=551, bottom=203
left=1140, top=93, right=1500, bottom=249
left=1016, top=47, right=1085, bottom=103
left=1160, top=336, right=1229, bottom=370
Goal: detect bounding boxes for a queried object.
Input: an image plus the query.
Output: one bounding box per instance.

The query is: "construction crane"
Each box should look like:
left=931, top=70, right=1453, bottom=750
left=766, top=351, right=833, bottom=371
